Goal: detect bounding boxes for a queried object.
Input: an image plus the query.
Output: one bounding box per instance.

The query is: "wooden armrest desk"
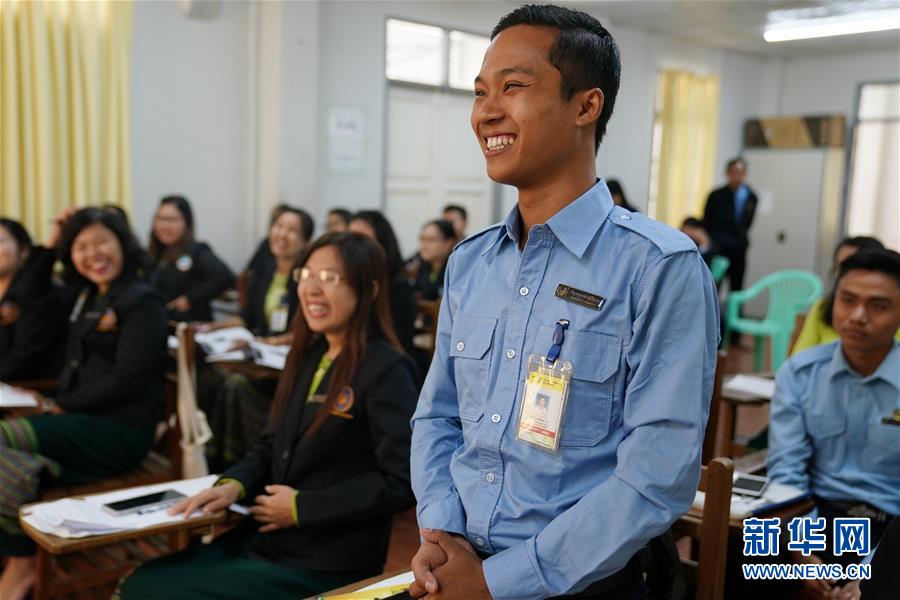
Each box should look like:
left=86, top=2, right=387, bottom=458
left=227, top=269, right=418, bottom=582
left=719, top=374, right=774, bottom=458
left=20, top=494, right=227, bottom=600
left=309, top=569, right=410, bottom=600
left=682, top=498, right=815, bottom=533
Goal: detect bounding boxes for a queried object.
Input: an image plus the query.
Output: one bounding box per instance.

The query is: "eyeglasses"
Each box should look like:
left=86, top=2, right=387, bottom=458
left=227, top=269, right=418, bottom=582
left=294, top=267, right=343, bottom=287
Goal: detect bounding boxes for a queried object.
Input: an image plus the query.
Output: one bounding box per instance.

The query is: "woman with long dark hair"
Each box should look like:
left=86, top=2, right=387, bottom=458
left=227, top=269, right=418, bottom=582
left=0, top=218, right=66, bottom=381
left=349, top=210, right=417, bottom=356
left=119, top=232, right=418, bottom=599
left=148, top=195, right=234, bottom=322
left=0, top=208, right=168, bottom=599
left=411, top=218, right=455, bottom=301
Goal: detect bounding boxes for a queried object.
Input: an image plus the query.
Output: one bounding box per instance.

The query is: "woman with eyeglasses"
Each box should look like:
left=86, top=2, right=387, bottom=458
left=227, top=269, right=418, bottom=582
left=0, top=218, right=67, bottom=382
left=1, top=208, right=167, bottom=600
left=148, top=195, right=234, bottom=322
left=118, top=232, right=418, bottom=599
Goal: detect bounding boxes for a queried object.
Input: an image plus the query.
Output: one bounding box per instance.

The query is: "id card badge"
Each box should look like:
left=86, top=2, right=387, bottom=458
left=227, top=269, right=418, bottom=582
left=515, top=354, right=572, bottom=453
left=269, top=305, right=289, bottom=333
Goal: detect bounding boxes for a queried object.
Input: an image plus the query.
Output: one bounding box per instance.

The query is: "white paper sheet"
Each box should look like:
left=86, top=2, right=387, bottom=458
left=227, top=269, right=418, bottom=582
left=359, top=571, right=415, bottom=591
left=194, top=327, right=254, bottom=357
left=722, top=374, right=776, bottom=399
left=0, top=383, right=39, bottom=407
left=249, top=340, right=289, bottom=370
left=21, top=475, right=230, bottom=539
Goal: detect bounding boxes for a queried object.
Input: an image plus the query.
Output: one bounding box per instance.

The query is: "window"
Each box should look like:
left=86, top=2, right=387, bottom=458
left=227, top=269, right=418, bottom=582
left=386, top=19, right=489, bottom=91
left=846, top=82, right=900, bottom=250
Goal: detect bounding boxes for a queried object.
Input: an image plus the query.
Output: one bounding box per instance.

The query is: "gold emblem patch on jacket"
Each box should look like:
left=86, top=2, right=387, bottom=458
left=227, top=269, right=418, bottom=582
left=330, top=386, right=355, bottom=419
left=0, top=301, right=21, bottom=325
left=96, top=308, right=118, bottom=332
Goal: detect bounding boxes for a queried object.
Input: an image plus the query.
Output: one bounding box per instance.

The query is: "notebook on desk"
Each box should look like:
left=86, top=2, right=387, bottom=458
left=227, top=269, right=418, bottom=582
left=693, top=480, right=810, bottom=520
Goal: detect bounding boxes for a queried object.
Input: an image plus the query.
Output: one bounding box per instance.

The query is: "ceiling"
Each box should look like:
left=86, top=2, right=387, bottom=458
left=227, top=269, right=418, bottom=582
left=558, top=0, right=900, bottom=58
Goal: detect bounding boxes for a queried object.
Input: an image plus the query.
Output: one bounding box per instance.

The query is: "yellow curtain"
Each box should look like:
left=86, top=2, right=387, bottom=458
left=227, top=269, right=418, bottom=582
left=1, top=0, right=132, bottom=242
left=652, top=69, right=719, bottom=227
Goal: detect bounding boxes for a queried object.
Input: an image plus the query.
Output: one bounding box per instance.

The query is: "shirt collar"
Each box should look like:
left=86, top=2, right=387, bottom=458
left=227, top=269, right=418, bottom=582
left=829, top=341, right=900, bottom=390
left=483, top=180, right=614, bottom=258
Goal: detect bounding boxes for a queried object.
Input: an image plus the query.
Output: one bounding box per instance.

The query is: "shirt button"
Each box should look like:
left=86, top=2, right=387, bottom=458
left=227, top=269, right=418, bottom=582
left=456, top=341, right=465, bottom=351
left=519, top=286, right=529, bottom=296
left=475, top=537, right=484, bottom=546
left=506, top=349, right=516, bottom=359
left=282, top=451, right=289, bottom=460
left=485, top=472, right=495, bottom=483
left=491, top=413, right=501, bottom=423
left=620, top=214, right=631, bottom=220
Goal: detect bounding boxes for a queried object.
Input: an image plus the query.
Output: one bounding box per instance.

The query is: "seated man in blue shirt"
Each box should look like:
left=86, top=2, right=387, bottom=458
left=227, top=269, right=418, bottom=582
left=408, top=4, right=720, bottom=599
left=768, top=248, right=900, bottom=599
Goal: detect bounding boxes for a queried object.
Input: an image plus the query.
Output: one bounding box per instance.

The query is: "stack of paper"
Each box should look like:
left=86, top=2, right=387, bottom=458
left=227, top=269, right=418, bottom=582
left=722, top=374, right=776, bottom=400
left=249, top=340, right=290, bottom=370
left=692, top=479, right=809, bottom=520
left=195, top=327, right=254, bottom=362
left=22, top=475, right=222, bottom=539
left=0, top=383, right=38, bottom=408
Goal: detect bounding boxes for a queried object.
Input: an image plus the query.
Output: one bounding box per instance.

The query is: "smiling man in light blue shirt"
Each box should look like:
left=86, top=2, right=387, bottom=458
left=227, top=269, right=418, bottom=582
left=408, top=5, right=719, bottom=599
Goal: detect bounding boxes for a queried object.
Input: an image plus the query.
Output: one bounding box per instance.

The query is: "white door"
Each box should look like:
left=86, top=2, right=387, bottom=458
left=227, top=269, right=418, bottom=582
left=741, top=148, right=841, bottom=317
left=385, top=86, right=496, bottom=258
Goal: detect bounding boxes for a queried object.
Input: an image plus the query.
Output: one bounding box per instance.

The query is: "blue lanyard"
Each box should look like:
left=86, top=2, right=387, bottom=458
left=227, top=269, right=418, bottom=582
left=546, top=319, right=570, bottom=363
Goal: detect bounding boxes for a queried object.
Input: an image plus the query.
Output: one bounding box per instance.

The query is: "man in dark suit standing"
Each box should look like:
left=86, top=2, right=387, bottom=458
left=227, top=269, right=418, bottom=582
left=703, top=157, right=757, bottom=294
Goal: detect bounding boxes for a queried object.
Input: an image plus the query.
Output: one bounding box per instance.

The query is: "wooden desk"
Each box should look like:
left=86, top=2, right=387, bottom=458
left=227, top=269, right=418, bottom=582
left=683, top=498, right=815, bottom=532
left=213, top=360, right=281, bottom=380
left=20, top=495, right=226, bottom=600
left=310, top=569, right=410, bottom=599
left=719, top=374, right=773, bottom=457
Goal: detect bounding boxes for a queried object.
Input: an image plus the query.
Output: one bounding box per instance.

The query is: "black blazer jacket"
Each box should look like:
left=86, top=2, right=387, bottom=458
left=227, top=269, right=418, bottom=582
left=702, top=184, right=758, bottom=255
left=0, top=247, right=67, bottom=381
left=55, top=276, right=168, bottom=431
left=149, top=241, right=234, bottom=322
left=223, top=337, right=418, bottom=573
left=240, top=253, right=298, bottom=336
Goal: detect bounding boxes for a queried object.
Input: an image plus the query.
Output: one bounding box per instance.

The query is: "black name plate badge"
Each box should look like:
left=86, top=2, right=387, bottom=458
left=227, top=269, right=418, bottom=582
left=555, top=284, right=606, bottom=311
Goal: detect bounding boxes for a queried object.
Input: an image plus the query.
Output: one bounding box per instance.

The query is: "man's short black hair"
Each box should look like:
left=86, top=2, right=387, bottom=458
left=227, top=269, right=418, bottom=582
left=835, top=236, right=884, bottom=261
left=681, top=217, right=704, bottom=229
left=442, top=204, right=468, bottom=221
left=822, top=248, right=900, bottom=327
left=726, top=157, right=746, bottom=172
left=491, top=4, right=620, bottom=152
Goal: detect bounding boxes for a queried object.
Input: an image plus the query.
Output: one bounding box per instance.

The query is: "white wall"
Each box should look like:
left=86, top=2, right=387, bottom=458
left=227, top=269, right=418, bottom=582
left=130, top=0, right=251, bottom=270
left=774, top=50, right=900, bottom=117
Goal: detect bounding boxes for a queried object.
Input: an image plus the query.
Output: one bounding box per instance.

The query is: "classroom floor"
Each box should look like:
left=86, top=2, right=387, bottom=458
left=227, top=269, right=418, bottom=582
left=15, top=343, right=775, bottom=600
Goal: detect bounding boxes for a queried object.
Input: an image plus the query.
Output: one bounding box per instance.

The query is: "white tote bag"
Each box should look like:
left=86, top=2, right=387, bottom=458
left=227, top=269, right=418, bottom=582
left=176, top=322, right=213, bottom=478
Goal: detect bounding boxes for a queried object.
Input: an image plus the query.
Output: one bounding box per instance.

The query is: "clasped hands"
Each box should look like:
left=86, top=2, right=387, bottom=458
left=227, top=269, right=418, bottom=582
left=410, top=528, right=491, bottom=600
left=168, top=482, right=296, bottom=533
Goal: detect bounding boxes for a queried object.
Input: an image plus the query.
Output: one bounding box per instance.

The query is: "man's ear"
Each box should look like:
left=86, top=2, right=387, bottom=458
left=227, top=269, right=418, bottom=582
left=574, top=87, right=604, bottom=128
left=372, top=280, right=380, bottom=299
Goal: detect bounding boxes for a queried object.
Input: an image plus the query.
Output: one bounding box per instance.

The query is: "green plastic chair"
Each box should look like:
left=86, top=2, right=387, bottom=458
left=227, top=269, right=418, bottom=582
left=709, top=255, right=730, bottom=284
left=724, top=270, right=822, bottom=372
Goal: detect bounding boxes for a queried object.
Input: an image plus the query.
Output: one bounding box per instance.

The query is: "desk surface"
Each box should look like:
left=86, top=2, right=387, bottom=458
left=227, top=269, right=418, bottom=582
left=20, top=497, right=226, bottom=555
left=685, top=498, right=815, bottom=530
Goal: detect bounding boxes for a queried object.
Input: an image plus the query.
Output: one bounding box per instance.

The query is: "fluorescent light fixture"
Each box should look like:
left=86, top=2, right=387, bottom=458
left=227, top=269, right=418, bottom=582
left=765, top=12, right=900, bottom=42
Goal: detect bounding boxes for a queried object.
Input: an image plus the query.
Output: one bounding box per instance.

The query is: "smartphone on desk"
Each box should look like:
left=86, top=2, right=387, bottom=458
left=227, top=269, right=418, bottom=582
left=733, top=473, right=769, bottom=497
left=102, top=489, right=186, bottom=517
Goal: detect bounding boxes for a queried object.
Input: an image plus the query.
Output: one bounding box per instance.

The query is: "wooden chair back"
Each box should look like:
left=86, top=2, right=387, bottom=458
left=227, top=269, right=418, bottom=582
left=416, top=299, right=441, bottom=361
left=787, top=312, right=806, bottom=356
left=235, top=270, right=251, bottom=312
left=672, top=457, right=734, bottom=600
left=702, top=350, right=729, bottom=464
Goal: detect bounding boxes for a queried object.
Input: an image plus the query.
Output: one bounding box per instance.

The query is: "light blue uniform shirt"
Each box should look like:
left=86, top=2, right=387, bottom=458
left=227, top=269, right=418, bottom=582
left=768, top=341, right=900, bottom=516
left=734, top=184, right=749, bottom=222
left=410, top=181, right=720, bottom=598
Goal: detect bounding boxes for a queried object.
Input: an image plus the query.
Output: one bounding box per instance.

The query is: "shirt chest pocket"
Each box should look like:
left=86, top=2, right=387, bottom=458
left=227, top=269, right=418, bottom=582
left=449, top=315, right=497, bottom=421
left=862, top=420, right=900, bottom=477
left=807, top=414, right=846, bottom=472
left=536, top=326, right=621, bottom=447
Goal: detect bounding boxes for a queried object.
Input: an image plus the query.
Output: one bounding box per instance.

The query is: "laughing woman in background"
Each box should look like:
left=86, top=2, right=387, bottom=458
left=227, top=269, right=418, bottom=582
left=119, top=232, right=417, bottom=599
left=148, top=195, right=234, bottom=322
left=0, top=208, right=168, bottom=600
